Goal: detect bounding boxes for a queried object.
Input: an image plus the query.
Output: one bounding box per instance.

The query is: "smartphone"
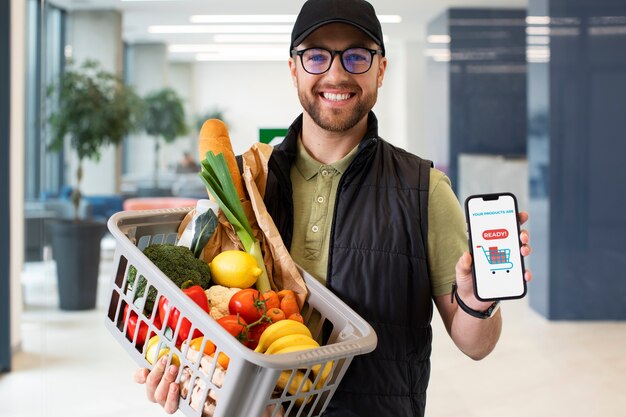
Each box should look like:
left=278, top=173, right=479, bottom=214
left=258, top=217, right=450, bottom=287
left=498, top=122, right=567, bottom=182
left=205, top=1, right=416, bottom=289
left=465, top=192, right=526, bottom=301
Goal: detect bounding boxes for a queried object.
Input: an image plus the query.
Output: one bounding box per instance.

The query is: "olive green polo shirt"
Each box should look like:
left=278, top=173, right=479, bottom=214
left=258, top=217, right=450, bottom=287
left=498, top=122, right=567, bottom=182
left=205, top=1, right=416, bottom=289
left=289, top=138, right=465, bottom=297
left=290, top=138, right=360, bottom=283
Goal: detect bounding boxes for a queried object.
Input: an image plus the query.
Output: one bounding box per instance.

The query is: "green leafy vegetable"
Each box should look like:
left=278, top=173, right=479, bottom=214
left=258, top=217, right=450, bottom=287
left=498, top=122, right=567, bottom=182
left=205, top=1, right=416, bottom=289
left=199, top=151, right=271, bottom=293
left=191, top=208, right=219, bottom=258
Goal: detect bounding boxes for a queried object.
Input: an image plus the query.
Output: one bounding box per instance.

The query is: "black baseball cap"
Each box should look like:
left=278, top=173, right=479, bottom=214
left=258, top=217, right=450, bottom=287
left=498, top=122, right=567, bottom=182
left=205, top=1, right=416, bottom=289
left=290, top=0, right=385, bottom=56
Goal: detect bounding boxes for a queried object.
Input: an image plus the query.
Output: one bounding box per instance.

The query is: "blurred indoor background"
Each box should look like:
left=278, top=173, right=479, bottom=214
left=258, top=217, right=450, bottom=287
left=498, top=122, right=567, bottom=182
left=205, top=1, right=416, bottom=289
left=1, top=0, right=625, bottom=416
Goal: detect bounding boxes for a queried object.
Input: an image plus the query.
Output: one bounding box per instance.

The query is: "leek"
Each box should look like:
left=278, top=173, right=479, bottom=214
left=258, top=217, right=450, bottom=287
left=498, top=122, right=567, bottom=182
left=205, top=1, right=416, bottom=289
left=199, top=152, right=271, bottom=293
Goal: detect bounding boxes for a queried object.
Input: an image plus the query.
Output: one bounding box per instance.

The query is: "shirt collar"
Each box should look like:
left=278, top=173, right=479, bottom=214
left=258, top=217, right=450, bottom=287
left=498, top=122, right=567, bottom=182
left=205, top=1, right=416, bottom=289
left=279, top=111, right=380, bottom=157
left=294, top=135, right=360, bottom=180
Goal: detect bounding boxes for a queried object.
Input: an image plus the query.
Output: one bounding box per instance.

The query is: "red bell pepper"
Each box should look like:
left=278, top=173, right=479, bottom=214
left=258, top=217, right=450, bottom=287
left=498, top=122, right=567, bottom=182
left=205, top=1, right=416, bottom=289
left=123, top=304, right=149, bottom=347
left=158, top=284, right=210, bottom=343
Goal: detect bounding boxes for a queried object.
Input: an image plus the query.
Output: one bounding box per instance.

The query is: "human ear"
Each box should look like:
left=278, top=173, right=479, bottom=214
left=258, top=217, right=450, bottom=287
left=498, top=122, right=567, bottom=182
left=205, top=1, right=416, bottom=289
left=288, top=58, right=298, bottom=87
left=377, top=57, right=387, bottom=88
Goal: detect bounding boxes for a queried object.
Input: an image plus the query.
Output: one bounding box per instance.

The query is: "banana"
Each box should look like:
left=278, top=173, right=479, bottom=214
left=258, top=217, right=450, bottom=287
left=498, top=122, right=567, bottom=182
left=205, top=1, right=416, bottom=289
left=311, top=361, right=334, bottom=389
left=254, top=320, right=312, bottom=353
left=265, top=333, right=320, bottom=355
left=275, top=370, right=313, bottom=405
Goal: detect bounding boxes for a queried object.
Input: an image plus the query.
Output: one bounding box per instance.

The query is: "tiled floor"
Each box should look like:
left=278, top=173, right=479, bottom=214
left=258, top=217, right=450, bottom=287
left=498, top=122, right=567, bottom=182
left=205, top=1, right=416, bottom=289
left=2, top=237, right=626, bottom=417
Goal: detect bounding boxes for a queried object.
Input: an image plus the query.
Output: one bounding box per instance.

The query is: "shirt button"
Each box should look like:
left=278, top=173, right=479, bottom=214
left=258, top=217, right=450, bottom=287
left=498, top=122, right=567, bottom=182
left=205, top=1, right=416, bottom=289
left=321, top=170, right=329, bottom=176
left=311, top=225, right=319, bottom=233
left=317, top=196, right=324, bottom=203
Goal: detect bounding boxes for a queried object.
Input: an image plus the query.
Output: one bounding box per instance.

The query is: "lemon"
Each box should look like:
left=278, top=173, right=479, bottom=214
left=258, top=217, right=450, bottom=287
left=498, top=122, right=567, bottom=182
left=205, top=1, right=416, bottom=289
left=209, top=250, right=262, bottom=288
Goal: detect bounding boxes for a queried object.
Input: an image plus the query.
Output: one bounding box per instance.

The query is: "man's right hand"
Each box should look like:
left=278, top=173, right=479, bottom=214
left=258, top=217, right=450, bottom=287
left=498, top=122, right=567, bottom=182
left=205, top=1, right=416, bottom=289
left=134, top=357, right=180, bottom=414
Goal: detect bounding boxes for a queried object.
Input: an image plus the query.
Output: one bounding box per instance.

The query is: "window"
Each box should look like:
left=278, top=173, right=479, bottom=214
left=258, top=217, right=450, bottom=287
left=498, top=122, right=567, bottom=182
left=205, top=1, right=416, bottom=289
left=24, top=0, right=66, bottom=201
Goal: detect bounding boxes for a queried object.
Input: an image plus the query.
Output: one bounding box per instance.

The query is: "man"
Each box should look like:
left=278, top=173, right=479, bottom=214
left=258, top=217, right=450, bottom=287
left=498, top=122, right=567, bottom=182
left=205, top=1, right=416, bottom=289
left=135, top=0, right=532, bottom=416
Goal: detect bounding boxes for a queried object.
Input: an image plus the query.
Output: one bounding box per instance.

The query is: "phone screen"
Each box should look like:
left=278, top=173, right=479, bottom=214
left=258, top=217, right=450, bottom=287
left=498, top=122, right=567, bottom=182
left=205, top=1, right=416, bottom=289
left=465, top=193, right=526, bottom=301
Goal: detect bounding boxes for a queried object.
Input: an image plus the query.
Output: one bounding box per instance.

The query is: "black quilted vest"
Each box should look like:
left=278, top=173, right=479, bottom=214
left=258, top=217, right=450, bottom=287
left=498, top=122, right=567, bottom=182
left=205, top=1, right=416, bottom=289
left=264, top=113, right=433, bottom=417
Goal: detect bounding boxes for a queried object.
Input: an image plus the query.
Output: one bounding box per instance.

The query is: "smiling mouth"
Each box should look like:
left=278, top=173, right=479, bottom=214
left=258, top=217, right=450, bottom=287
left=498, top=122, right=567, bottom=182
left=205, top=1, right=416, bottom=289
left=321, top=92, right=353, bottom=102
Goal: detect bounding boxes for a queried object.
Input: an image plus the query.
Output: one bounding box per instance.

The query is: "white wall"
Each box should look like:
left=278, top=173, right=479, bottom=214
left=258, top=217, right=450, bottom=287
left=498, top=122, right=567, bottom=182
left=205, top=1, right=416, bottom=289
left=190, top=46, right=424, bottom=157
left=424, top=58, right=450, bottom=170
left=112, top=43, right=434, bottom=190
left=11, top=0, right=25, bottom=352
left=193, top=60, right=301, bottom=155
left=375, top=40, right=409, bottom=150
left=125, top=43, right=169, bottom=180
left=169, top=62, right=196, bottom=161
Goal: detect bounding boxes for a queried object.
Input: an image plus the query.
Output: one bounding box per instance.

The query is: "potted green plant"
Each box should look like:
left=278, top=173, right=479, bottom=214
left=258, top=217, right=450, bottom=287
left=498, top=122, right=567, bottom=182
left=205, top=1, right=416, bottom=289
left=47, top=59, right=142, bottom=310
left=141, top=88, right=188, bottom=194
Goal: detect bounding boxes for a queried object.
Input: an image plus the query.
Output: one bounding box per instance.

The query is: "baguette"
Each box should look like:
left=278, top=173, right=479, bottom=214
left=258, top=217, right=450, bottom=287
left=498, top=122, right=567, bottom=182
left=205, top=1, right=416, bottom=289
left=198, top=119, right=245, bottom=200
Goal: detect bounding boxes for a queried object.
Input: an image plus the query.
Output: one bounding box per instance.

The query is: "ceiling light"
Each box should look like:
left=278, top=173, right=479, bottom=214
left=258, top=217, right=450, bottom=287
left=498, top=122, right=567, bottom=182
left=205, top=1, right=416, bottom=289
left=526, top=16, right=551, bottom=25
left=191, top=15, right=297, bottom=23
left=427, top=35, right=451, bottom=44
left=148, top=25, right=293, bottom=34
left=378, top=15, right=402, bottom=23
left=169, top=44, right=287, bottom=53
left=196, top=54, right=286, bottom=62
left=189, top=14, right=402, bottom=24
left=195, top=48, right=286, bottom=62
left=213, top=34, right=291, bottom=43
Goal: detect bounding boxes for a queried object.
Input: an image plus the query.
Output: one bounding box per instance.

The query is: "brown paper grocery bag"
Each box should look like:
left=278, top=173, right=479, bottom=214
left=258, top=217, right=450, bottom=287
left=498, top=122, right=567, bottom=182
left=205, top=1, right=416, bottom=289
left=197, top=142, right=308, bottom=306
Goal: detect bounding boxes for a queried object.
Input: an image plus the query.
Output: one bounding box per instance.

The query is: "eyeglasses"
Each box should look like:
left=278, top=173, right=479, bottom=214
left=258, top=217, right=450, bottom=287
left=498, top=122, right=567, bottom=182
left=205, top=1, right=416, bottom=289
left=292, top=47, right=383, bottom=75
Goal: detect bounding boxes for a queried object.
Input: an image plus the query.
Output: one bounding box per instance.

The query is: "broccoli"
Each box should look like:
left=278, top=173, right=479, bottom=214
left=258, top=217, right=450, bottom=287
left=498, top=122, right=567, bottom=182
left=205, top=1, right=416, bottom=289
left=143, top=244, right=212, bottom=289
left=126, top=244, right=211, bottom=312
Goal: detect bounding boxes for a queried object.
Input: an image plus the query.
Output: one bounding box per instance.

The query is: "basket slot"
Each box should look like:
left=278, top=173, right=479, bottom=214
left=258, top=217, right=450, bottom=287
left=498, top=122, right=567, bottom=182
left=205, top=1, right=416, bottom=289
left=273, top=368, right=315, bottom=413
left=137, top=235, right=151, bottom=251
left=107, top=289, right=121, bottom=324
left=300, top=304, right=334, bottom=346
left=114, top=255, right=129, bottom=289
left=184, top=372, right=212, bottom=416
left=309, top=390, right=332, bottom=416
left=136, top=231, right=179, bottom=252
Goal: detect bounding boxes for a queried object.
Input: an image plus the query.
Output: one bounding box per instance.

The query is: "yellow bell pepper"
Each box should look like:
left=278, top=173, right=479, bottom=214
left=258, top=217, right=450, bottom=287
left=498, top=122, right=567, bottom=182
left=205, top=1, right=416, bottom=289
left=145, top=335, right=180, bottom=367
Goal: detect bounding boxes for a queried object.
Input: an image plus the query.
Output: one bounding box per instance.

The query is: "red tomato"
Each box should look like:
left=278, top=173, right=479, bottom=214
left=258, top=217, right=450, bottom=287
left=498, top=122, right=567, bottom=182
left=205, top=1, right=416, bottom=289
left=217, top=314, right=248, bottom=343
left=229, top=289, right=266, bottom=323
left=246, top=322, right=270, bottom=350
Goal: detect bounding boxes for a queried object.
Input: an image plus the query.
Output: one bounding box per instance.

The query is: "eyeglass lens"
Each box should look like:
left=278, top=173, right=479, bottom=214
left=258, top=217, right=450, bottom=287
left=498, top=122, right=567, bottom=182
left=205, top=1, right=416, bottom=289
left=300, top=48, right=374, bottom=74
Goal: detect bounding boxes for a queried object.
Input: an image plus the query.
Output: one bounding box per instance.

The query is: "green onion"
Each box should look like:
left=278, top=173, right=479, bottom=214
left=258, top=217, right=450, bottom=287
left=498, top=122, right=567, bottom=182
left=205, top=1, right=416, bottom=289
left=199, top=152, right=271, bottom=293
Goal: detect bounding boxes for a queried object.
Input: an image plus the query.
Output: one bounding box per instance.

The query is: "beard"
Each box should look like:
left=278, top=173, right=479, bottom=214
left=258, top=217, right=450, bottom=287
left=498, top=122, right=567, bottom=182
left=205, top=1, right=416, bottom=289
left=297, top=82, right=377, bottom=132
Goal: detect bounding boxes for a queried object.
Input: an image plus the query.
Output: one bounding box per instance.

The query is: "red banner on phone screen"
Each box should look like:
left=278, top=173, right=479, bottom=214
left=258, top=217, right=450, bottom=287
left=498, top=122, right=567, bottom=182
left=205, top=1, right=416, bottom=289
left=482, top=229, right=509, bottom=240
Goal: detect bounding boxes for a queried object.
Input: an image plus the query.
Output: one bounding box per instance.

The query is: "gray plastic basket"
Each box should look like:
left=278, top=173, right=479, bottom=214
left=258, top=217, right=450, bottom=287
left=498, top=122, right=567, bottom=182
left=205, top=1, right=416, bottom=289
left=104, top=208, right=377, bottom=417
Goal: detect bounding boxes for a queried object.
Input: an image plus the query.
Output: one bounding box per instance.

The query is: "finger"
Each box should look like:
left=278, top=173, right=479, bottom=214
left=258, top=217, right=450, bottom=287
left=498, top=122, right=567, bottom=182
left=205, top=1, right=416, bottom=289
left=520, top=229, right=530, bottom=245
left=154, top=363, right=179, bottom=406
left=163, top=382, right=180, bottom=414
left=521, top=243, right=532, bottom=257
left=133, top=368, right=149, bottom=384
left=145, top=356, right=167, bottom=403
left=518, top=211, right=529, bottom=225
left=524, top=268, right=533, bottom=282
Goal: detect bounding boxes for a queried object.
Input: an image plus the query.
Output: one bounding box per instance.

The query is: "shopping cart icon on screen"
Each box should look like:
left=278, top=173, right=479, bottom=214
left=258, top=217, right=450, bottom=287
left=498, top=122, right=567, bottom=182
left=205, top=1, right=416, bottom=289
left=477, top=245, right=513, bottom=273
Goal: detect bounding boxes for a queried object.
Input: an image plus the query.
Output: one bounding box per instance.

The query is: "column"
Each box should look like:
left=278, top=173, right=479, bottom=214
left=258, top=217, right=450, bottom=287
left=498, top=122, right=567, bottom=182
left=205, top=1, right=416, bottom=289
left=65, top=10, right=123, bottom=195
left=528, top=0, right=626, bottom=319
left=427, top=9, right=528, bottom=202
left=1, top=0, right=12, bottom=372
left=124, top=43, right=168, bottom=193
